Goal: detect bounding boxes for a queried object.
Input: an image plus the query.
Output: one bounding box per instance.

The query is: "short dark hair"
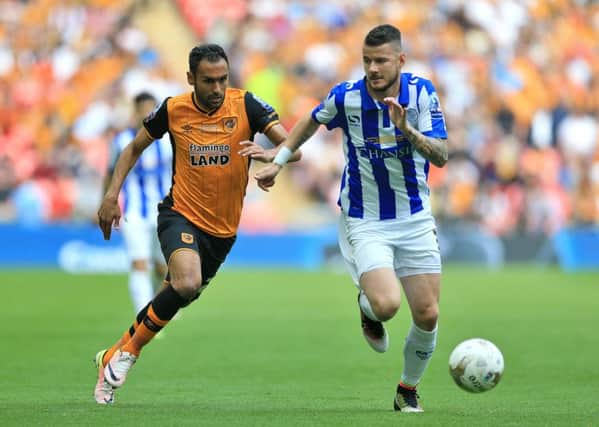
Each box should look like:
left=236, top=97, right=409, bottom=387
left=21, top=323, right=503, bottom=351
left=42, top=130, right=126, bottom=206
left=189, top=44, right=229, bottom=74
left=133, top=91, right=156, bottom=106
left=364, top=24, right=402, bottom=49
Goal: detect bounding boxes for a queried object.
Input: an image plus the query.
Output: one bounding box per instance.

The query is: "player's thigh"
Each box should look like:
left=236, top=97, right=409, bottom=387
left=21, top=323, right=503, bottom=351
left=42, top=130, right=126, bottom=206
left=157, top=207, right=236, bottom=287
left=121, top=218, right=152, bottom=262
left=339, top=215, right=398, bottom=296
left=393, top=224, right=441, bottom=279
left=195, top=230, right=236, bottom=286
left=157, top=208, right=203, bottom=284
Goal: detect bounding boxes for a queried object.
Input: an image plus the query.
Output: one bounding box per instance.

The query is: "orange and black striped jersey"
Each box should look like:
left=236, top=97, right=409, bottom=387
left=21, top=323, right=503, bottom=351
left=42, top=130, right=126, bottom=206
left=143, top=88, right=280, bottom=237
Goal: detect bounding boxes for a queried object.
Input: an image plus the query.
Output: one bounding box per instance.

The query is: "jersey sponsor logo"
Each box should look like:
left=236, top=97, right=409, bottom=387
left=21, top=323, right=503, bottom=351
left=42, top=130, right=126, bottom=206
left=222, top=117, right=237, bottom=133
left=359, top=144, right=414, bottom=160
left=347, top=115, right=361, bottom=126
left=189, top=143, right=231, bottom=166
left=181, top=232, right=194, bottom=244
left=199, top=123, right=219, bottom=132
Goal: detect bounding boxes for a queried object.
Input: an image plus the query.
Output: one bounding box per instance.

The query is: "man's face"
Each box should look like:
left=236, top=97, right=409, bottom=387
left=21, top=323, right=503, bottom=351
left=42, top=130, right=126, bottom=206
left=187, top=58, right=229, bottom=111
left=362, top=42, right=405, bottom=93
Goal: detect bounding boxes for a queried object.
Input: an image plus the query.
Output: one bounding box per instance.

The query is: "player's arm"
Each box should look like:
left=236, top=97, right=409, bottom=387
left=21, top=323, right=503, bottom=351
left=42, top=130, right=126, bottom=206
left=239, top=91, right=302, bottom=164
left=99, top=97, right=169, bottom=239
left=254, top=112, right=321, bottom=191
left=238, top=123, right=302, bottom=163
left=98, top=128, right=154, bottom=240
left=401, top=127, right=447, bottom=168
left=263, top=123, right=302, bottom=163
left=383, top=97, right=448, bottom=168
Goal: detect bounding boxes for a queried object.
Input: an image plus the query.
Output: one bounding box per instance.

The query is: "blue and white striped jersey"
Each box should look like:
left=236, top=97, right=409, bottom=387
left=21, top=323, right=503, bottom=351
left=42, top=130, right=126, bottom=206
left=312, top=73, right=447, bottom=220
left=109, top=128, right=172, bottom=222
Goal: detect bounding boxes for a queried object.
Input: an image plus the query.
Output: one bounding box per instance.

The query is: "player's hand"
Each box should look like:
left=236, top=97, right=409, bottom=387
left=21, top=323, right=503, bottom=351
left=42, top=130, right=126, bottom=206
left=238, top=140, right=274, bottom=163
left=383, top=97, right=409, bottom=132
left=254, top=163, right=282, bottom=192
left=97, top=197, right=121, bottom=240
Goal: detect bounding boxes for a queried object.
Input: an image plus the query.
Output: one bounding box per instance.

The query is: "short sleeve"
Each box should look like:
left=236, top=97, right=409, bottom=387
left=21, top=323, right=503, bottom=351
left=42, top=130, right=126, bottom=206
left=244, top=92, right=280, bottom=136
left=417, top=80, right=447, bottom=139
left=311, top=84, right=344, bottom=130
left=143, top=97, right=170, bottom=139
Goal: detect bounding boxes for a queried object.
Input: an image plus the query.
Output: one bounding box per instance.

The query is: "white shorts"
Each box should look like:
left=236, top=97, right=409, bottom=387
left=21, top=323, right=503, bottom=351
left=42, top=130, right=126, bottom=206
left=338, top=212, right=441, bottom=286
left=120, top=216, right=164, bottom=264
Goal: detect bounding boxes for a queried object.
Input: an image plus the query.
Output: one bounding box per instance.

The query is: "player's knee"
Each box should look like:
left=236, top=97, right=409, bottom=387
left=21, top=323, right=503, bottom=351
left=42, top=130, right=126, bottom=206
left=413, top=304, right=439, bottom=331
left=369, top=293, right=401, bottom=321
left=171, top=272, right=203, bottom=300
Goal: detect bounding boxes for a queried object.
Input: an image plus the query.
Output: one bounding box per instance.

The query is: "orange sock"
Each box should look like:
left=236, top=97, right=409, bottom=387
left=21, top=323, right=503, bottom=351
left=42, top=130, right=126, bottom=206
left=121, top=305, right=168, bottom=357
left=102, top=320, right=139, bottom=366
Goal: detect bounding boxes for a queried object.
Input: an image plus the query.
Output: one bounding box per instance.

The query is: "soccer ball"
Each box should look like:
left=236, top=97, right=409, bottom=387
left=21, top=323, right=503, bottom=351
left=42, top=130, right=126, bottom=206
left=449, top=338, right=504, bottom=393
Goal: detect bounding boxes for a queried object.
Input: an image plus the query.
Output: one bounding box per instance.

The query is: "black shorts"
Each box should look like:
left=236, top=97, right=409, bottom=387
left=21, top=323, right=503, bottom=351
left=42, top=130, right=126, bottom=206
left=157, top=207, right=236, bottom=285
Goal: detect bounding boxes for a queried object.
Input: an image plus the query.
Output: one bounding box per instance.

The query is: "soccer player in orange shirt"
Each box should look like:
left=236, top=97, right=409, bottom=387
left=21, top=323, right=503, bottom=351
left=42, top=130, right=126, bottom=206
left=94, top=44, right=301, bottom=404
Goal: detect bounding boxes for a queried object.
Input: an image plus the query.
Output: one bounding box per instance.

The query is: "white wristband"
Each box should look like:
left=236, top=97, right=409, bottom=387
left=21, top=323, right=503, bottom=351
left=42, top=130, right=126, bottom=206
left=273, top=146, right=293, bottom=167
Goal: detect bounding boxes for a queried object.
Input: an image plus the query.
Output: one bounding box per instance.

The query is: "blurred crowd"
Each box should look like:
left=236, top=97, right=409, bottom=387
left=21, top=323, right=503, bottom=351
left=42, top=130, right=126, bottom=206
left=1, top=0, right=598, bottom=237
left=0, top=0, right=182, bottom=223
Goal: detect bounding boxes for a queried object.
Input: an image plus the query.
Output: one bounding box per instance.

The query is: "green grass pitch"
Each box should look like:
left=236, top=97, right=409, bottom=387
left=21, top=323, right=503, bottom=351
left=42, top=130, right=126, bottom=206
left=1, top=266, right=598, bottom=426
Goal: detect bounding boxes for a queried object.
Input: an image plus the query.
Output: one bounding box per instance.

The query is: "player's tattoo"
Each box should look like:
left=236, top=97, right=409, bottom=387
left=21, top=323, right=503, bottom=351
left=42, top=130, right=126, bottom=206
left=403, top=127, right=448, bottom=167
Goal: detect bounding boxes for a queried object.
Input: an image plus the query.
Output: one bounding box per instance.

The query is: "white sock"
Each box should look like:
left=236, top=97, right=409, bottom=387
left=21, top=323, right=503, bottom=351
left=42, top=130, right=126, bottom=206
left=401, top=323, right=438, bottom=387
left=129, top=270, right=154, bottom=313
left=359, top=291, right=380, bottom=322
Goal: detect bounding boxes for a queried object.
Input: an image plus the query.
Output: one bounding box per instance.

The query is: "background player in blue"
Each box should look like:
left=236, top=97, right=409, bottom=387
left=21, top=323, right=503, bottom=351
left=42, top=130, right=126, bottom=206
left=256, top=24, right=448, bottom=412
left=104, top=92, right=172, bottom=313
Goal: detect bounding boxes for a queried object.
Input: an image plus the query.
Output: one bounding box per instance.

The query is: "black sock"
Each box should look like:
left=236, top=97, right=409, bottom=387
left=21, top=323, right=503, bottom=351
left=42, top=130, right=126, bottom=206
left=150, top=284, right=186, bottom=321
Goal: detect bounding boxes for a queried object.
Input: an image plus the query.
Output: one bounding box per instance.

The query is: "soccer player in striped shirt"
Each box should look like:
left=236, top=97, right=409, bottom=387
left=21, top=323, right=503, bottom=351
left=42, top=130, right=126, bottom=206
left=256, top=24, right=448, bottom=412
left=105, top=92, right=172, bottom=314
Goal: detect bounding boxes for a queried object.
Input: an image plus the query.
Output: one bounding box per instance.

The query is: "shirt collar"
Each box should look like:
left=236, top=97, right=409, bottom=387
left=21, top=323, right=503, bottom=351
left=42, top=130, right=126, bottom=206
left=360, top=73, right=411, bottom=111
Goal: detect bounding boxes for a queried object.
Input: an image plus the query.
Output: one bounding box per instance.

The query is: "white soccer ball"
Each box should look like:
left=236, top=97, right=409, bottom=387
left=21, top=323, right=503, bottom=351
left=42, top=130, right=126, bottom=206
left=449, top=338, right=504, bottom=393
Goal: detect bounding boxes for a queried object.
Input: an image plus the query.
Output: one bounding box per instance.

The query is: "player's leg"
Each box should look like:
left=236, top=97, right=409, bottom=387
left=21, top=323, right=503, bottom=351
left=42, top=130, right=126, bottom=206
left=121, top=219, right=155, bottom=313
left=338, top=215, right=399, bottom=352
left=359, top=268, right=402, bottom=322
left=393, top=222, right=441, bottom=412
left=94, top=301, right=150, bottom=404
left=401, top=273, right=440, bottom=378
left=103, top=209, right=198, bottom=389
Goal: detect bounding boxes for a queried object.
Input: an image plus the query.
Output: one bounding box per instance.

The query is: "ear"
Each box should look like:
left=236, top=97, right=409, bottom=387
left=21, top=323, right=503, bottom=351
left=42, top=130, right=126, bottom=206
left=186, top=71, right=194, bottom=86
left=398, top=52, right=406, bottom=67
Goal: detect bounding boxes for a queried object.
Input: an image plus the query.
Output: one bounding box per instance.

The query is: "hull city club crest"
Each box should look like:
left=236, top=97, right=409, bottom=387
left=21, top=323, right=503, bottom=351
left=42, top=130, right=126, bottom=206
left=222, top=117, right=237, bottom=133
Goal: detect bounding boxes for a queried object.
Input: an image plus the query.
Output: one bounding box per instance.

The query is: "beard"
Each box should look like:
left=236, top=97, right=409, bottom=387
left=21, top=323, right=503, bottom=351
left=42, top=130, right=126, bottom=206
left=367, top=69, right=400, bottom=93
left=195, top=89, right=225, bottom=111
